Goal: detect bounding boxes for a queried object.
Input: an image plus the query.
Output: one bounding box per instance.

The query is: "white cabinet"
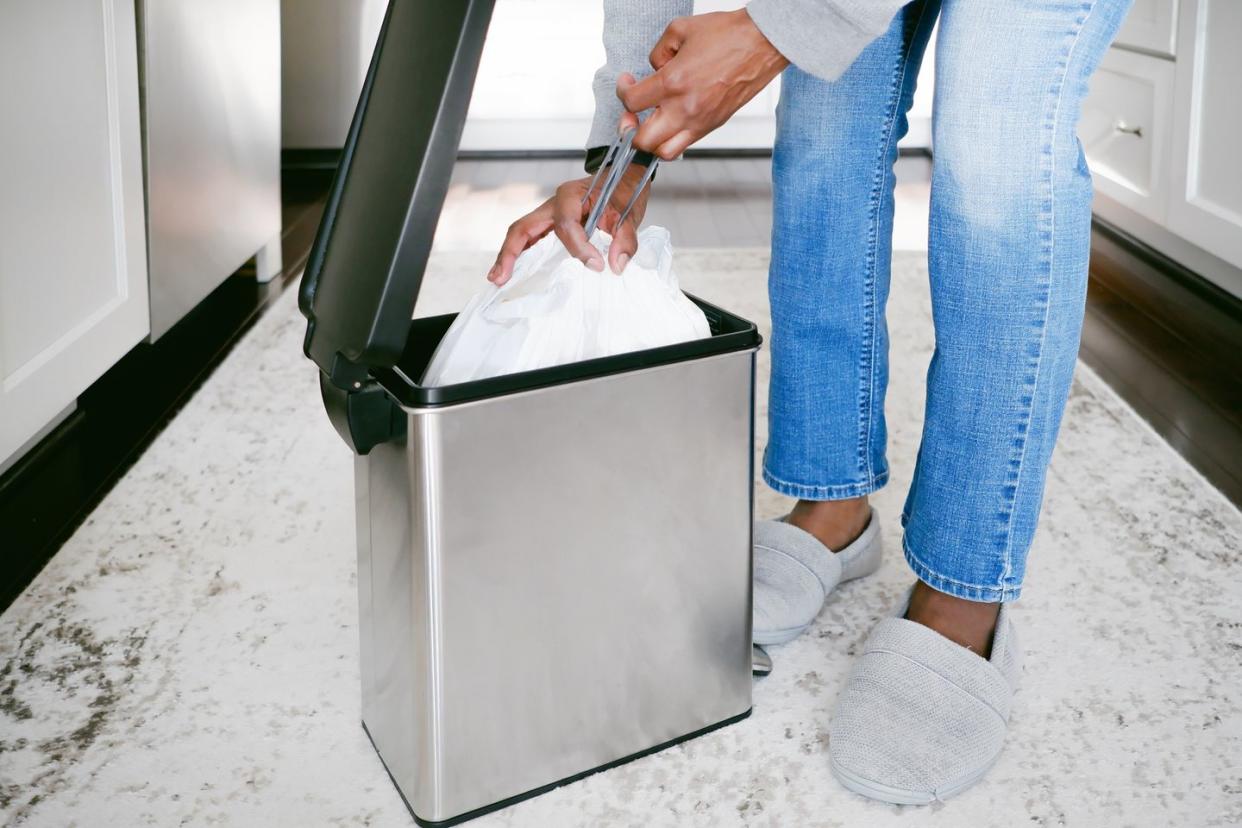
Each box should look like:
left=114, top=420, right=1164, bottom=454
left=0, top=0, right=150, bottom=466
left=1114, top=0, right=1178, bottom=57
left=1083, top=0, right=1242, bottom=297
left=1081, top=48, right=1175, bottom=223
left=1166, top=0, right=1242, bottom=271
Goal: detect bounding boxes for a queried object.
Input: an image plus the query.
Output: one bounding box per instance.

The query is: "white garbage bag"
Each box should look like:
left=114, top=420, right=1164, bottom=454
left=421, top=226, right=711, bottom=386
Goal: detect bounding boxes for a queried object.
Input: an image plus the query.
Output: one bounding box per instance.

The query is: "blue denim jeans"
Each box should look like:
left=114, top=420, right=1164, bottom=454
left=763, top=0, right=1131, bottom=602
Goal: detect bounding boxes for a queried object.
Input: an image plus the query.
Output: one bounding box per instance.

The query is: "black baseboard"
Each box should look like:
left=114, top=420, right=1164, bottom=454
left=283, top=145, right=933, bottom=171
left=1091, top=216, right=1242, bottom=327
left=282, top=147, right=345, bottom=170
left=455, top=146, right=932, bottom=161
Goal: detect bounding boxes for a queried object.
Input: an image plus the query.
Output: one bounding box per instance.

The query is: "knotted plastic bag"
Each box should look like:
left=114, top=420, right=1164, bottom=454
left=421, top=226, right=710, bottom=386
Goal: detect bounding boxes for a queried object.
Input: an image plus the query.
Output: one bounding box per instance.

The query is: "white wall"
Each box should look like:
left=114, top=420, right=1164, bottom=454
left=461, top=0, right=785, bottom=150
left=281, top=0, right=934, bottom=151
left=462, top=0, right=935, bottom=151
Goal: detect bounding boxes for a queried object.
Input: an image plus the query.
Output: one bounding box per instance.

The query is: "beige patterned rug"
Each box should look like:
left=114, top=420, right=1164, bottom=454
left=2, top=247, right=1239, bottom=827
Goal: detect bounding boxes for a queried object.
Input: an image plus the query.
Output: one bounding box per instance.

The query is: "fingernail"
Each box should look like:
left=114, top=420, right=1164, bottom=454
left=588, top=256, right=604, bottom=272
left=614, top=253, right=629, bottom=274
left=486, top=266, right=496, bottom=282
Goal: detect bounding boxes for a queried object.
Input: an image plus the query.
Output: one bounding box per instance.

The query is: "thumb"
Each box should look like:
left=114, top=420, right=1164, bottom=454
left=616, top=72, right=638, bottom=111
left=609, top=216, right=639, bottom=274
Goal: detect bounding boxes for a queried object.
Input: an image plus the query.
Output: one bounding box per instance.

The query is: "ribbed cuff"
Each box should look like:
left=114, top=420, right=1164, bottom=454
left=587, top=76, right=629, bottom=149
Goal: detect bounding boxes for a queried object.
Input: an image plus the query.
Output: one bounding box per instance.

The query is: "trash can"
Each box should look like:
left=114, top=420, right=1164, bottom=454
left=299, top=2, right=762, bottom=825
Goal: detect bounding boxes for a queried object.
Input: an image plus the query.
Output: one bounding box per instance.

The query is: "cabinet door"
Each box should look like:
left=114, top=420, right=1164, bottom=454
left=1167, top=0, right=1242, bottom=272
left=0, top=0, right=150, bottom=466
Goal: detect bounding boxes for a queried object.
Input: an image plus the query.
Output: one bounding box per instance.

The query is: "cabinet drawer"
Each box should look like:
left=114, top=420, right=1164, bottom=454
left=1081, top=48, right=1174, bottom=223
left=1114, top=0, right=1177, bottom=57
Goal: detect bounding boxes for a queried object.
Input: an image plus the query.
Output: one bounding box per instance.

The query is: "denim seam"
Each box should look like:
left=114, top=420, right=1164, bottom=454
left=856, top=4, right=930, bottom=487
left=904, top=534, right=1021, bottom=602
left=996, top=1, right=1097, bottom=593
left=763, top=466, right=889, bottom=501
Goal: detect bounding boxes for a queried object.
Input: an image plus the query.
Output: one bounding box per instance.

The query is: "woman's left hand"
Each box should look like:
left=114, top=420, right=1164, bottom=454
left=616, top=9, right=789, bottom=160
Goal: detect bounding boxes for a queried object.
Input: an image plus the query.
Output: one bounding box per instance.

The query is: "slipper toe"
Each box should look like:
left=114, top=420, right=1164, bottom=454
left=829, top=603, right=1021, bottom=803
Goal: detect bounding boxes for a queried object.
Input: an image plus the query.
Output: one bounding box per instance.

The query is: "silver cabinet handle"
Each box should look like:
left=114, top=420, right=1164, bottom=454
left=1114, top=120, right=1143, bottom=137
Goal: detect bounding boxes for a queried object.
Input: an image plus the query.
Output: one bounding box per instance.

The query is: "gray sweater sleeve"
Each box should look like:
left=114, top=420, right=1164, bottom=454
left=746, top=0, right=909, bottom=83
left=587, top=0, right=692, bottom=150
left=587, top=0, right=908, bottom=150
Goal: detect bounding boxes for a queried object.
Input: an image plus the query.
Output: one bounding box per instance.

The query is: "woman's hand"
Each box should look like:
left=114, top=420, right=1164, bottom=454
left=616, top=9, right=788, bottom=159
left=487, top=162, right=653, bottom=285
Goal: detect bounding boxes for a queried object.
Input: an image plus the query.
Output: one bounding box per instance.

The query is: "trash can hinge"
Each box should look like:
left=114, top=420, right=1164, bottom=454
left=319, top=374, right=406, bottom=455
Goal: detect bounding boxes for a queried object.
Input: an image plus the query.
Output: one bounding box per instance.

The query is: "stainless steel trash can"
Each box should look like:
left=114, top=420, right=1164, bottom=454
left=299, top=2, right=761, bottom=825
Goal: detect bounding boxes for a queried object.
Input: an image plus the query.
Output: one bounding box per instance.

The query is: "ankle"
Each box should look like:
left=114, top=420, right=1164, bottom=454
left=786, top=496, right=870, bottom=551
left=904, top=580, right=1000, bottom=658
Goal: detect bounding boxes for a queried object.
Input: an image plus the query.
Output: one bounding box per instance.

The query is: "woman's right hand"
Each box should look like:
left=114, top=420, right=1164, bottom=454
left=487, top=162, right=653, bottom=285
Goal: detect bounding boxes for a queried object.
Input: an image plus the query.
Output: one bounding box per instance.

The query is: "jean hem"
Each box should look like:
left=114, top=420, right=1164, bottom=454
left=762, top=467, right=888, bottom=501
left=902, top=535, right=1022, bottom=603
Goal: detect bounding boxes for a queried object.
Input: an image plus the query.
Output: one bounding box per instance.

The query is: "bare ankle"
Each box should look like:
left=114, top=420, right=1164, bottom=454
left=786, top=496, right=870, bottom=551
left=904, top=580, right=1000, bottom=658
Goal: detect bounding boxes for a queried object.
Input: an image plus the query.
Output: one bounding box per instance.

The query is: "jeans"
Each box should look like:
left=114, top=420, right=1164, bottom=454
left=763, top=0, right=1131, bottom=602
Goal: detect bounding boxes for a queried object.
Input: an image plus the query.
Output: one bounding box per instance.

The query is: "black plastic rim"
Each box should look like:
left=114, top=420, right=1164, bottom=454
left=373, top=292, right=762, bottom=409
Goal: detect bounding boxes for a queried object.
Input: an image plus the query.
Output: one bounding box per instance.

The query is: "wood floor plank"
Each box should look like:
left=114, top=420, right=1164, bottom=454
left=1083, top=230, right=1242, bottom=505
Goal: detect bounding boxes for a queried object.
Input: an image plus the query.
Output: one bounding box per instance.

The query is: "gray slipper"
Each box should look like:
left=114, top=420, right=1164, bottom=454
left=828, top=589, right=1022, bottom=804
left=752, top=509, right=882, bottom=646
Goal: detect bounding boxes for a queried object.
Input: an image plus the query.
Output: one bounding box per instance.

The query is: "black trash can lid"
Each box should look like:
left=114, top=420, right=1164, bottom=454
left=299, top=0, right=495, bottom=390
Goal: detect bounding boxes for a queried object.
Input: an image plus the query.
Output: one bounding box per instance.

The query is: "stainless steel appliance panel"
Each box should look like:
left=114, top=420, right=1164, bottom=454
left=140, top=0, right=281, bottom=339
left=358, top=349, right=756, bottom=822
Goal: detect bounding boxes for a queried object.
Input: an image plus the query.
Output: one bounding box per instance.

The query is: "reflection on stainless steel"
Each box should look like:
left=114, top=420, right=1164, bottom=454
left=138, top=0, right=281, bottom=339
left=358, top=351, right=756, bottom=823
left=752, top=644, right=773, bottom=676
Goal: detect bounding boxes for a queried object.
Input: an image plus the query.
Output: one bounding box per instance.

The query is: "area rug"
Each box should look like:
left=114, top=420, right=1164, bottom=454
left=1, top=248, right=1238, bottom=827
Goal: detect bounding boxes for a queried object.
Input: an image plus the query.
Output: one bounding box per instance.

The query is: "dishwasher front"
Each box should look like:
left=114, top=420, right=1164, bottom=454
left=137, top=0, right=283, bottom=339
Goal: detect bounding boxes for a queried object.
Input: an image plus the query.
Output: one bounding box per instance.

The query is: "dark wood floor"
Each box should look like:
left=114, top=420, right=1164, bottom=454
left=1081, top=221, right=1242, bottom=504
